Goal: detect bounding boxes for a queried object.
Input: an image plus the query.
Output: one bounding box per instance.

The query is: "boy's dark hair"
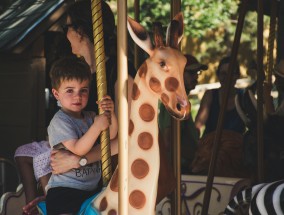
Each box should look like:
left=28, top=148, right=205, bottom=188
left=50, top=56, right=92, bottom=90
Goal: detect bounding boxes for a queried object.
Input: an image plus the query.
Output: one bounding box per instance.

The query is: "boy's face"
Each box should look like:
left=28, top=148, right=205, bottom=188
left=52, top=78, right=90, bottom=116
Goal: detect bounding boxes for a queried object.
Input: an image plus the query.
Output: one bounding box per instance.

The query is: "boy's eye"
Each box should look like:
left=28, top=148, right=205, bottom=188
left=66, top=89, right=73, bottom=93
left=80, top=88, right=89, bottom=94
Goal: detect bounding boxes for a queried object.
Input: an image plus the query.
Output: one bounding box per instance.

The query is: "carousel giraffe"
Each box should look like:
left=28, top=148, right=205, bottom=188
left=90, top=13, right=190, bottom=215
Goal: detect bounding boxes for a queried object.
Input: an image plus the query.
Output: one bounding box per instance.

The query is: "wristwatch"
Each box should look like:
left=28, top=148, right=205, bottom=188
left=79, top=156, right=88, bottom=167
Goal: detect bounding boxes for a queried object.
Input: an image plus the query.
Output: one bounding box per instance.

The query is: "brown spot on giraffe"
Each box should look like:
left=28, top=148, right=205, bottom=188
left=99, top=197, right=108, bottom=211
left=108, top=209, right=117, bottom=215
left=129, top=119, right=134, bottom=136
left=138, top=62, right=147, bottom=78
left=129, top=190, right=146, bottom=209
left=139, top=104, right=155, bottom=122
left=131, top=159, right=149, bottom=179
left=138, top=132, right=153, bottom=150
left=110, top=168, right=119, bottom=192
left=161, top=93, right=169, bottom=105
left=165, top=77, right=179, bottom=92
left=149, top=77, right=161, bottom=93
left=132, top=83, right=140, bottom=100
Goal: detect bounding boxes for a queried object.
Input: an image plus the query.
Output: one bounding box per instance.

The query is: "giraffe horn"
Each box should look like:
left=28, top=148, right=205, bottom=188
left=153, top=22, right=164, bottom=47
left=166, top=12, right=184, bottom=48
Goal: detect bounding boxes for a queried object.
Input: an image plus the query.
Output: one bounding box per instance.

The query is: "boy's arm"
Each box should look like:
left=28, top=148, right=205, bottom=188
left=62, top=122, right=102, bottom=156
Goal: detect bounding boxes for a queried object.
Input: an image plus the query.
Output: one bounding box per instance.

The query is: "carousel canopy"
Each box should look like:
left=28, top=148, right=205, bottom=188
left=0, top=0, right=68, bottom=53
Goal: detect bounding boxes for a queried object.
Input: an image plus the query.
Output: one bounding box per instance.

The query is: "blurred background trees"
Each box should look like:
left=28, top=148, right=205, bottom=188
left=1, top=0, right=271, bottom=83
left=123, top=0, right=270, bottom=83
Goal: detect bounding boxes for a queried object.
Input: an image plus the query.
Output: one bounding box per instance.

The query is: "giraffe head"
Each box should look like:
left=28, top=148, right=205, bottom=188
left=127, top=13, right=190, bottom=120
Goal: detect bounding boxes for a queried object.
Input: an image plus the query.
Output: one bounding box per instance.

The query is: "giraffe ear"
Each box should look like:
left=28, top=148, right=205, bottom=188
left=166, top=12, right=184, bottom=48
left=153, top=22, right=164, bottom=48
left=127, top=16, right=154, bottom=56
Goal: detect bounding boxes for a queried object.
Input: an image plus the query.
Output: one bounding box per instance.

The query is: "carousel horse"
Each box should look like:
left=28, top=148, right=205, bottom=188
left=79, top=13, right=190, bottom=215
left=224, top=179, right=284, bottom=215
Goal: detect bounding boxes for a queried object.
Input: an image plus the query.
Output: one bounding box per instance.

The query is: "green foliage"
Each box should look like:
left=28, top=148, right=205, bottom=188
left=125, top=0, right=270, bottom=80
left=182, top=0, right=238, bottom=38
left=127, top=0, right=239, bottom=38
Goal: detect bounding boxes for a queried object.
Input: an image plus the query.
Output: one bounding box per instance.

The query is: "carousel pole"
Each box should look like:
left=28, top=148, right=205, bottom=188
left=265, top=0, right=278, bottom=85
left=134, top=0, right=141, bottom=69
left=256, top=0, right=265, bottom=183
left=117, top=0, right=129, bottom=214
left=91, top=0, right=112, bottom=187
left=170, top=1, right=181, bottom=215
left=201, top=1, right=248, bottom=214
left=264, top=0, right=278, bottom=116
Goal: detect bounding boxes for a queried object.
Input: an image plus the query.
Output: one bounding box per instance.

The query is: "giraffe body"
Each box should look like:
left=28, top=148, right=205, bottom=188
left=89, top=13, right=190, bottom=215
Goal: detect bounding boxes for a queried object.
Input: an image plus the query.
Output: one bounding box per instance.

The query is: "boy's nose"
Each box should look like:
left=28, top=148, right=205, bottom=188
left=74, top=92, right=82, bottom=98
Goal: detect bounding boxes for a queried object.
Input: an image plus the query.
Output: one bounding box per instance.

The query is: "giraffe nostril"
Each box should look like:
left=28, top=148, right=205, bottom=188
left=176, top=103, right=181, bottom=111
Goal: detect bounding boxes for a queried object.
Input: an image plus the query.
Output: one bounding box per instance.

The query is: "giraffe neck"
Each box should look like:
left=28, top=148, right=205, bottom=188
left=92, top=68, right=160, bottom=215
left=127, top=74, right=160, bottom=214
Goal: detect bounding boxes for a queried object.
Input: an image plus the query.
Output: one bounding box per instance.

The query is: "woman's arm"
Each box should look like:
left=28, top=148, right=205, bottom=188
left=194, top=90, right=213, bottom=135
left=51, top=137, right=118, bottom=174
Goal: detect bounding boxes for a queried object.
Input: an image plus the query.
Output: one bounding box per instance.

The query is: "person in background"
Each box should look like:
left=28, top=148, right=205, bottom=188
left=264, top=59, right=284, bottom=115
left=45, top=56, right=117, bottom=214
left=195, top=56, right=245, bottom=137
left=159, top=54, right=208, bottom=174
left=262, top=59, right=284, bottom=181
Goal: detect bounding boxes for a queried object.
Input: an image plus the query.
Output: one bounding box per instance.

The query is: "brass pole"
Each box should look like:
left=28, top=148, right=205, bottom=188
left=201, top=1, right=248, bottom=214
left=91, top=0, right=112, bottom=187
left=117, top=0, right=128, bottom=214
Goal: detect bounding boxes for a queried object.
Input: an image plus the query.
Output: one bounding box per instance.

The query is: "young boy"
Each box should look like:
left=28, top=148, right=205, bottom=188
left=45, top=56, right=118, bottom=214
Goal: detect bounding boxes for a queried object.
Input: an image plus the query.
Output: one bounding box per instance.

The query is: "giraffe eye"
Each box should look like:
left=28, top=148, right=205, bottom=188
left=159, top=61, right=166, bottom=68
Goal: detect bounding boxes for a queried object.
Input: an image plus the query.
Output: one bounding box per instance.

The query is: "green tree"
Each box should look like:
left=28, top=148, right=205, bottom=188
left=124, top=0, right=269, bottom=81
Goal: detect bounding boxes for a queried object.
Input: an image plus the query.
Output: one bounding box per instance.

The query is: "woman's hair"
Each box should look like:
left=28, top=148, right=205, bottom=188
left=216, top=56, right=240, bottom=77
left=68, top=0, right=116, bottom=56
left=50, top=56, right=92, bottom=90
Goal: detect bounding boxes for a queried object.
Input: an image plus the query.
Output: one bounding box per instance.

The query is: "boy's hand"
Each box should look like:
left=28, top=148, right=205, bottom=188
left=94, top=113, right=110, bottom=131
left=97, top=95, right=115, bottom=114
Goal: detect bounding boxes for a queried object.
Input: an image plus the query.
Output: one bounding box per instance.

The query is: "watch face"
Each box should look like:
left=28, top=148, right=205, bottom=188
left=79, top=157, right=87, bottom=166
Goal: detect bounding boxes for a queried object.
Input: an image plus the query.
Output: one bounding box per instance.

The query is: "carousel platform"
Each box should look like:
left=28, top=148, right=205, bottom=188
left=156, top=175, right=251, bottom=215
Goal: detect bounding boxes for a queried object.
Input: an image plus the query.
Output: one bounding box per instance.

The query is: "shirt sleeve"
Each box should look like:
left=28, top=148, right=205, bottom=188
left=47, top=112, right=78, bottom=148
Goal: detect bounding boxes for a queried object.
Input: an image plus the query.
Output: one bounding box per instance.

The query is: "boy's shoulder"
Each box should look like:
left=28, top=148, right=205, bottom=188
left=82, top=110, right=96, bottom=119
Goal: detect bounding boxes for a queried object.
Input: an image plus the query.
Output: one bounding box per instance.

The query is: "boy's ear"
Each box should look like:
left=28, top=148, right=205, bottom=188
left=52, top=88, right=59, bottom=100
